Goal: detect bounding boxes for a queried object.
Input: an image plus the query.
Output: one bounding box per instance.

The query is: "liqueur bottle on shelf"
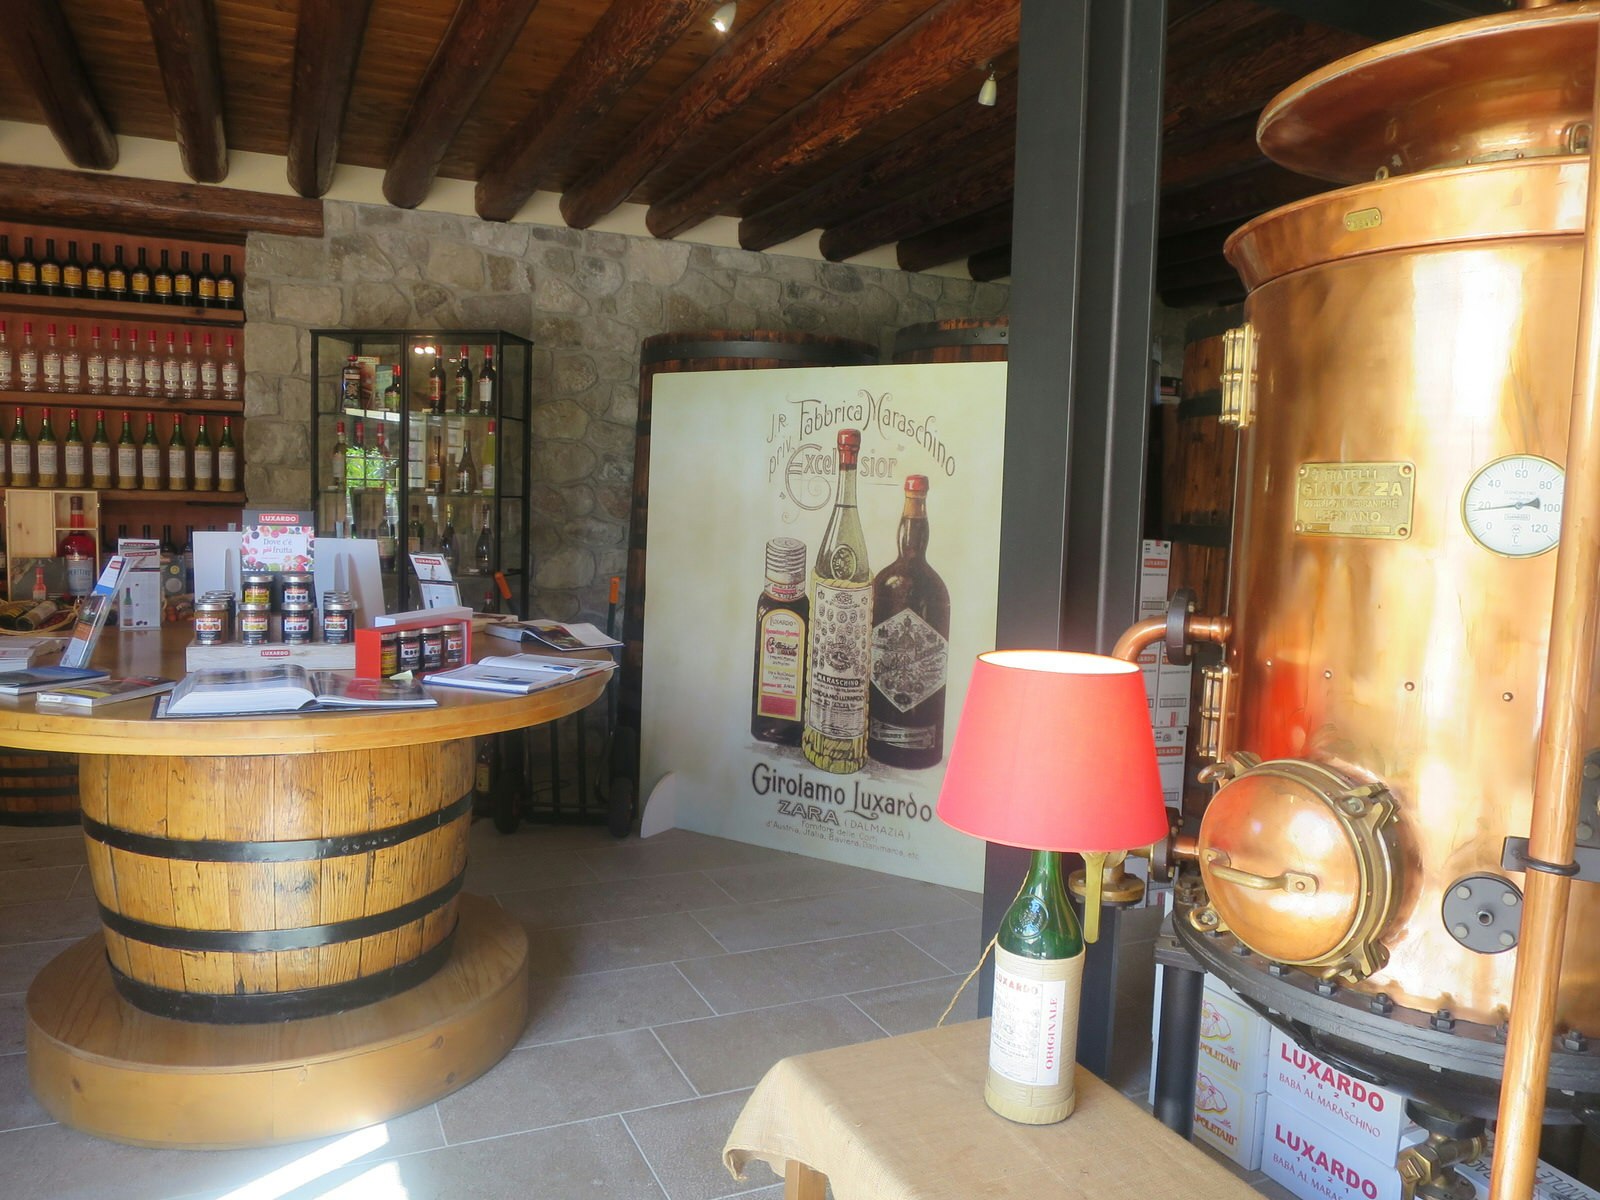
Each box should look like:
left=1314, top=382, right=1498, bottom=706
left=162, top=332, right=181, bottom=400
left=61, top=240, right=83, bottom=296
left=0, top=234, right=13, bottom=292
left=90, top=410, right=112, bottom=490
left=751, top=536, right=809, bottom=747
left=428, top=350, right=446, bottom=413
left=439, top=505, right=459, bottom=574
left=35, top=407, right=59, bottom=488
left=124, top=328, right=144, bottom=395
left=42, top=323, right=61, bottom=393
left=382, top=367, right=401, bottom=411
left=18, top=322, right=37, bottom=392
left=426, top=435, right=443, bottom=493
left=349, top=419, right=368, bottom=488
left=199, top=333, right=218, bottom=399
left=180, top=332, right=199, bottom=399
left=58, top=496, right=96, bottom=601
left=0, top=321, right=10, bottom=390
left=106, top=328, right=125, bottom=395
left=62, top=408, right=85, bottom=489
left=140, top=412, right=162, bottom=490
left=173, top=250, right=194, bottom=302
left=15, top=237, right=38, bottom=294
left=217, top=254, right=238, bottom=309
left=153, top=249, right=173, bottom=303
left=86, top=326, right=106, bottom=395
left=476, top=345, right=496, bottom=414
left=39, top=238, right=60, bottom=295
left=220, top=334, right=240, bottom=399
left=197, top=253, right=216, bottom=306
left=9, top=408, right=31, bottom=487
left=454, top=439, right=475, bottom=494
left=167, top=416, right=188, bottom=491
left=85, top=243, right=106, bottom=297
left=130, top=247, right=151, bottom=302
left=143, top=331, right=162, bottom=398
left=868, top=475, right=951, bottom=769
left=341, top=355, right=363, bottom=409
left=216, top=417, right=238, bottom=491
left=193, top=415, right=213, bottom=492
left=475, top=509, right=492, bottom=575
left=480, top=419, right=497, bottom=493
left=986, top=849, right=1084, bottom=1124
left=802, top=428, right=872, bottom=774
left=107, top=245, right=127, bottom=299
left=454, top=345, right=472, bottom=413
left=115, top=411, right=138, bottom=490
left=407, top=504, right=424, bottom=554
left=369, top=428, right=390, bottom=489
left=62, top=324, right=81, bottom=393
left=329, top=420, right=348, bottom=490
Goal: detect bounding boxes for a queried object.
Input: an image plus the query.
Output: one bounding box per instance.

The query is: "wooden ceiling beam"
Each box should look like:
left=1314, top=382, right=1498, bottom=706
left=476, top=0, right=707, bottom=223
left=647, top=0, right=1020, bottom=240
left=559, top=0, right=882, bottom=231
left=1257, top=0, right=1502, bottom=41
left=383, top=0, right=542, bottom=210
left=739, top=82, right=1017, bottom=252
left=0, top=164, right=323, bottom=241
left=287, top=0, right=375, bottom=199
left=968, top=244, right=1010, bottom=282
left=895, top=202, right=1011, bottom=274
left=11, top=1, right=117, bottom=171
left=819, top=147, right=1014, bottom=263
left=1160, top=162, right=1325, bottom=238
left=1161, top=115, right=1265, bottom=193
left=142, top=0, right=229, bottom=183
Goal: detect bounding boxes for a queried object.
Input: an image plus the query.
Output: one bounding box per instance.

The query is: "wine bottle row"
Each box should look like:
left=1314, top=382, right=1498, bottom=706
left=0, top=235, right=240, bottom=309
left=1, top=407, right=239, bottom=492
left=338, top=344, right=498, bottom=415
left=0, top=320, right=241, bottom=402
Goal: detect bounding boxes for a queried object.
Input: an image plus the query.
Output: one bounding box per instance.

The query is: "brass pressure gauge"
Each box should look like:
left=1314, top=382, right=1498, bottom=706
left=1461, top=455, right=1564, bottom=558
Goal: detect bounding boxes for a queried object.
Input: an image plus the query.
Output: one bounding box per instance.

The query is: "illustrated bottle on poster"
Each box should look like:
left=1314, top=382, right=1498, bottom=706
left=750, top=536, right=808, bottom=747
left=802, top=428, right=872, bottom=774
left=868, top=474, right=951, bottom=769
left=987, top=849, right=1084, bottom=1124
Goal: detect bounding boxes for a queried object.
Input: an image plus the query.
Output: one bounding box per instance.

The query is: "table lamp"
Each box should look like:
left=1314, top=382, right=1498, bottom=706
left=937, top=649, right=1168, bottom=1125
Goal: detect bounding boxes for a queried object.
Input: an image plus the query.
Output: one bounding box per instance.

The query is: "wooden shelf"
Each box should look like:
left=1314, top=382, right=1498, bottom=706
left=0, top=486, right=244, bottom=504
left=0, top=390, right=243, bottom=415
left=0, top=291, right=242, bottom=325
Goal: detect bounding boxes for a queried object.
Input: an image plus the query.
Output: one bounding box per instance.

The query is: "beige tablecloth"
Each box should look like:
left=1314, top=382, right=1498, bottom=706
left=725, top=1019, right=1262, bottom=1200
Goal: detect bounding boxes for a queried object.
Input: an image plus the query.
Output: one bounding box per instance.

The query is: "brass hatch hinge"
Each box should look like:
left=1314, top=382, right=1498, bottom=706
left=1219, top=323, right=1258, bottom=429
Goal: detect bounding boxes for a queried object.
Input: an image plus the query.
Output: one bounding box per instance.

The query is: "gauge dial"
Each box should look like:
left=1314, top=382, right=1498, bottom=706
left=1461, top=455, right=1564, bottom=558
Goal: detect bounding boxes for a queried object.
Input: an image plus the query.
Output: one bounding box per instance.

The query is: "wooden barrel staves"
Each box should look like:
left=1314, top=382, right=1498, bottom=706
left=0, top=751, right=80, bottom=826
left=77, top=741, right=474, bottom=1023
left=621, top=331, right=879, bottom=734
left=890, top=316, right=1010, bottom=364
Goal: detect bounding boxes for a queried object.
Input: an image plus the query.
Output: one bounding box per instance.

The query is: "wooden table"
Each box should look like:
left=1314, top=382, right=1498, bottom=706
left=724, top=1020, right=1265, bottom=1200
left=10, top=626, right=609, bottom=1149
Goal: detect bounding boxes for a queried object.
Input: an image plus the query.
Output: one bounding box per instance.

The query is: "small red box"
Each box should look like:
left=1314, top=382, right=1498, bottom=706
left=353, top=615, right=473, bottom=679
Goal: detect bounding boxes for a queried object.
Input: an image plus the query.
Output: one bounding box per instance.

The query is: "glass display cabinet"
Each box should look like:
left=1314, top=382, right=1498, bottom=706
left=310, top=329, right=530, bottom=614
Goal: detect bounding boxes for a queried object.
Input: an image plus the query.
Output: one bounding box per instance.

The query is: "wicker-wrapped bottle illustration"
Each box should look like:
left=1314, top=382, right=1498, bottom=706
left=803, top=429, right=872, bottom=773
left=868, top=474, right=950, bottom=768
left=751, top=536, right=809, bottom=746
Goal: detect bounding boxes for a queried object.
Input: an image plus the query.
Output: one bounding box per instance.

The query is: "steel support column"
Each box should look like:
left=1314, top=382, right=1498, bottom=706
left=979, top=0, right=1168, bottom=1086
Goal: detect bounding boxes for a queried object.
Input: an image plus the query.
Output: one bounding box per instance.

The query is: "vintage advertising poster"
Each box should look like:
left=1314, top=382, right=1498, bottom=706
left=640, top=361, right=1006, bottom=890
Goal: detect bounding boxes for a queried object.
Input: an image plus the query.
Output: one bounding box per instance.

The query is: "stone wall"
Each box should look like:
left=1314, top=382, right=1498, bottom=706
left=244, top=200, right=1010, bottom=622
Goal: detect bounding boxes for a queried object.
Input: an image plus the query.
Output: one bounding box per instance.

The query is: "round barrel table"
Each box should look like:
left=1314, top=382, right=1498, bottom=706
left=8, top=627, right=609, bottom=1149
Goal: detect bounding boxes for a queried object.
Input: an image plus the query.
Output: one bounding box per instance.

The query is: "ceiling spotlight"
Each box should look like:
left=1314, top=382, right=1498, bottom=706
left=711, top=2, right=736, bottom=33
left=977, top=64, right=998, bottom=107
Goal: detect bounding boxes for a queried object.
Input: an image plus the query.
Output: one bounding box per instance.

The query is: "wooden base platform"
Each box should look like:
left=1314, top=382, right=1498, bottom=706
left=25, top=893, right=528, bottom=1149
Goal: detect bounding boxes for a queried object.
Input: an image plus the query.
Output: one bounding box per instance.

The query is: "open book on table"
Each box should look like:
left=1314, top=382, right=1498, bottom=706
left=422, top=653, right=616, bottom=696
left=164, top=666, right=438, bottom=716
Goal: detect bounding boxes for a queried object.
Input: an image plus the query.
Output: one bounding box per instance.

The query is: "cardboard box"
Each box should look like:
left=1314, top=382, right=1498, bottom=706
left=1194, top=1069, right=1267, bottom=1170
left=1455, top=1141, right=1600, bottom=1200
left=1198, top=975, right=1269, bottom=1091
left=1154, top=727, right=1187, bottom=806
left=1262, top=1095, right=1412, bottom=1200
left=1267, top=1026, right=1410, bottom=1157
left=117, top=538, right=162, bottom=630
left=1140, top=539, right=1172, bottom=617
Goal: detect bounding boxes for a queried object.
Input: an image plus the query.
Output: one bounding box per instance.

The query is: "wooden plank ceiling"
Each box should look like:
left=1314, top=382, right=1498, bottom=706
left=0, top=0, right=1494, bottom=306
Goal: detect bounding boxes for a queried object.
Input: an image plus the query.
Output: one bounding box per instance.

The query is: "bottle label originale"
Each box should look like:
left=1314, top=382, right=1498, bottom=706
left=37, top=444, right=58, bottom=477
left=117, top=446, right=137, bottom=479
left=91, top=445, right=111, bottom=479
left=870, top=608, right=948, bottom=713
left=807, top=581, right=871, bottom=738
left=756, top=609, right=805, bottom=721
left=990, top=944, right=1080, bottom=1090
left=64, top=445, right=84, bottom=477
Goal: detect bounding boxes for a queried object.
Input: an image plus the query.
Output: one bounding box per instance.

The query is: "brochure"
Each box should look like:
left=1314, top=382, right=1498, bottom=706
left=0, top=637, right=66, bottom=666
left=0, top=666, right=112, bottom=696
left=166, top=665, right=437, bottom=716
left=422, top=653, right=615, bottom=696
left=36, top=676, right=177, bottom=708
left=483, top=620, right=622, bottom=651
left=241, top=509, right=315, bottom=573
left=61, top=555, right=130, bottom=669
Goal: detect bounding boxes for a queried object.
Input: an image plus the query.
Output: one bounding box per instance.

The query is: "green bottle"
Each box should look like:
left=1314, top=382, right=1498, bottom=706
left=140, top=413, right=161, bottom=490
left=987, top=850, right=1084, bottom=1125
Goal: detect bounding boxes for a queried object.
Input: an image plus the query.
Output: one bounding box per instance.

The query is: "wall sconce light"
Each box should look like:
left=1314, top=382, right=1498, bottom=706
left=711, top=2, right=737, bottom=33
left=977, top=64, right=998, bottom=108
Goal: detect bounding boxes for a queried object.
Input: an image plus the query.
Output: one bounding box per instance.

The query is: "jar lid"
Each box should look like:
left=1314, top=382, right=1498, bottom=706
left=764, top=536, right=807, bottom=586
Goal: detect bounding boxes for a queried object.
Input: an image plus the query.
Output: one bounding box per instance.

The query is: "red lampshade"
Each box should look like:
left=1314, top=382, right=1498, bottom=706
left=937, top=650, right=1168, bottom=853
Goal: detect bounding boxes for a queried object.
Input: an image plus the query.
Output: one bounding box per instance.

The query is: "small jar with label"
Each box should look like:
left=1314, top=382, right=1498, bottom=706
left=238, top=602, right=271, bottom=645
left=321, top=592, right=356, bottom=644
left=281, top=604, right=314, bottom=645
left=241, top=572, right=274, bottom=609
left=279, top=572, right=314, bottom=609
left=397, top=627, right=423, bottom=675
left=444, top=623, right=467, bottom=668
left=379, top=631, right=399, bottom=677
left=421, top=625, right=445, bottom=672
left=192, top=595, right=231, bottom=645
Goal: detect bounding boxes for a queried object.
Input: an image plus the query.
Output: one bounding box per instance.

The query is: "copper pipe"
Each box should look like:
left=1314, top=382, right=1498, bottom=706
left=1518, top=0, right=1562, bottom=8
left=1110, top=614, right=1233, bottom=663
left=1490, top=24, right=1600, bottom=1200
left=1172, top=832, right=1199, bottom=860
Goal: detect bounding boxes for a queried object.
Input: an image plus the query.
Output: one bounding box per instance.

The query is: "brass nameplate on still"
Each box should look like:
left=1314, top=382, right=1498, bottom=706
left=1294, top=462, right=1415, bottom=540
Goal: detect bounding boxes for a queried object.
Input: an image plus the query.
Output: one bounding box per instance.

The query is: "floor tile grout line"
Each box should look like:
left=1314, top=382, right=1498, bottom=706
left=618, top=1111, right=674, bottom=1199
left=684, top=906, right=732, bottom=954
left=431, top=1102, right=448, bottom=1149
left=844, top=992, right=893, bottom=1038
left=649, top=1025, right=701, bottom=1097
left=670, top=960, right=722, bottom=1017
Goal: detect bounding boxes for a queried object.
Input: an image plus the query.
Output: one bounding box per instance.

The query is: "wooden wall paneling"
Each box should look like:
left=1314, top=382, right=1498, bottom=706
left=381, top=0, right=542, bottom=209
left=11, top=1, right=119, bottom=170
left=142, top=0, right=230, bottom=183
left=287, top=0, right=376, bottom=198
left=646, top=0, right=1020, bottom=239
left=559, top=0, right=886, bottom=230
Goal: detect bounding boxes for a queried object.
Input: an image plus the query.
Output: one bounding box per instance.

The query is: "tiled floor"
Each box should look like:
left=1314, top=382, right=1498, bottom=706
left=0, top=816, right=1286, bottom=1200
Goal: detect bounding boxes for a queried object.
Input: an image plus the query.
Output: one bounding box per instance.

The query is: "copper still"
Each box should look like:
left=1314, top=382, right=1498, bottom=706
left=1168, top=0, right=1600, bottom=1124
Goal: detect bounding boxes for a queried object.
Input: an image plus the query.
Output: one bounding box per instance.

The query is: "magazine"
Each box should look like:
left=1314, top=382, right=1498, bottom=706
left=36, top=675, right=177, bottom=708
left=165, top=666, right=437, bottom=716
left=483, top=620, right=622, bottom=652
left=0, top=666, right=112, bottom=696
left=422, top=654, right=615, bottom=696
